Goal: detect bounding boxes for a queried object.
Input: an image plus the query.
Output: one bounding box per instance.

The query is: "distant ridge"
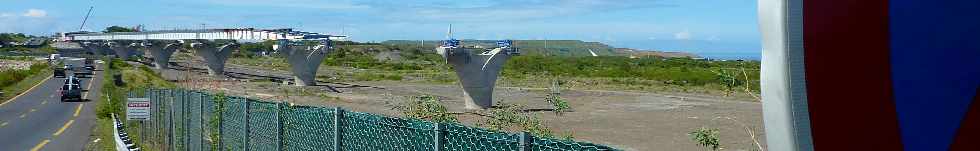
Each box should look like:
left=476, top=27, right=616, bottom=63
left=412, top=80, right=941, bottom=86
left=615, top=48, right=701, bottom=59
left=382, top=40, right=699, bottom=58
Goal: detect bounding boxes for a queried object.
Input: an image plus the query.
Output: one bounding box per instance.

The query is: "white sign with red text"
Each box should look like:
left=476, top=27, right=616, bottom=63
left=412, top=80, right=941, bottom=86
left=126, top=98, right=151, bottom=120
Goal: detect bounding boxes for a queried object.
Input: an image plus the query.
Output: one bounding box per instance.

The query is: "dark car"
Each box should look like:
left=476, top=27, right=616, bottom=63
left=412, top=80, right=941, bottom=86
left=59, top=76, right=83, bottom=102
left=74, top=67, right=93, bottom=78
left=54, top=67, right=66, bottom=78
left=84, top=59, right=95, bottom=70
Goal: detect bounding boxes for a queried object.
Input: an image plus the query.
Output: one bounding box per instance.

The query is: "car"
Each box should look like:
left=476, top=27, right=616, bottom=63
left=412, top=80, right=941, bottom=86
left=84, top=59, right=95, bottom=70
left=53, top=67, right=66, bottom=78
left=74, top=66, right=93, bottom=78
left=59, top=76, right=83, bottom=102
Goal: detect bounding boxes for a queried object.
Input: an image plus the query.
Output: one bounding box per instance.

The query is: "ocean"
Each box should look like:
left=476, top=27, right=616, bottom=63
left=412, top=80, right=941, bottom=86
left=697, top=52, right=761, bottom=60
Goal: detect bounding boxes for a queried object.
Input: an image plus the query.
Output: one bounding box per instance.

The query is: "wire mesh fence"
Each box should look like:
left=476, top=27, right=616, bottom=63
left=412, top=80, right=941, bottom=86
left=128, top=88, right=620, bottom=151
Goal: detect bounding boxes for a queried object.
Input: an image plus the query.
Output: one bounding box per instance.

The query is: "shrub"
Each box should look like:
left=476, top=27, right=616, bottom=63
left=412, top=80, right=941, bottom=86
left=689, top=127, right=721, bottom=151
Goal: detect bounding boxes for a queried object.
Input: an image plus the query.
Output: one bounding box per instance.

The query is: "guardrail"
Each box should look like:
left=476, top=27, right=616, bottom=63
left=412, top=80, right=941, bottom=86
left=112, top=114, right=140, bottom=151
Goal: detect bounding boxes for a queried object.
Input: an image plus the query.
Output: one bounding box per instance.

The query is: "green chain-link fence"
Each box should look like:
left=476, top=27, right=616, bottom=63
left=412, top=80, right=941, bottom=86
left=128, top=88, right=619, bottom=151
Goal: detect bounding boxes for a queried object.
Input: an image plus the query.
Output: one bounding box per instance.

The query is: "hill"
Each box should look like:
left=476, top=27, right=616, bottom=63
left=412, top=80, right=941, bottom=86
left=616, top=48, right=700, bottom=58
left=381, top=40, right=640, bottom=57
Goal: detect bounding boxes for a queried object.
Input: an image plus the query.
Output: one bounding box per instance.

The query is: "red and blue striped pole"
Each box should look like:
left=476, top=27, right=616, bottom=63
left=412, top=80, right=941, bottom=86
left=759, top=0, right=980, bottom=150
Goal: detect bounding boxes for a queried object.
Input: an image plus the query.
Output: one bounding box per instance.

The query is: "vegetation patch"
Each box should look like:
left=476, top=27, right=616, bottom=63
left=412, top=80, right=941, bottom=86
left=91, top=58, right=174, bottom=151
left=0, top=61, right=50, bottom=101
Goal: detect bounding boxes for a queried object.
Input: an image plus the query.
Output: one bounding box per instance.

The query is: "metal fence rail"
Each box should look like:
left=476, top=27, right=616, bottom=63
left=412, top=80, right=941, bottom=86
left=128, top=88, right=619, bottom=151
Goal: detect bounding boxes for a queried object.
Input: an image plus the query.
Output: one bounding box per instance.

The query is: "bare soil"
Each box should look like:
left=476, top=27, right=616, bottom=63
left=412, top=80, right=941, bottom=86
left=156, top=55, right=766, bottom=151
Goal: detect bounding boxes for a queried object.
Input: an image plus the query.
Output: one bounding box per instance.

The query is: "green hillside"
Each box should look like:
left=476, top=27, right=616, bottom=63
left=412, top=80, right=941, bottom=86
left=381, top=40, right=630, bottom=57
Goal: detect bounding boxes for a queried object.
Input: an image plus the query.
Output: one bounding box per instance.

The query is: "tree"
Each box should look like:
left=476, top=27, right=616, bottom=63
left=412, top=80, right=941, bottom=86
left=0, top=33, right=28, bottom=44
left=104, top=26, right=136, bottom=33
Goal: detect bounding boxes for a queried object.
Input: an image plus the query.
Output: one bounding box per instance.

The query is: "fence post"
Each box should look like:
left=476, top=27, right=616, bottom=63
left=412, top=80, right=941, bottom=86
left=169, top=90, right=177, bottom=151
left=433, top=123, right=443, bottom=151
left=217, top=94, right=224, bottom=151
left=200, top=92, right=206, bottom=151
left=243, top=98, right=251, bottom=151
left=334, top=107, right=344, bottom=151
left=520, top=132, right=531, bottom=151
left=276, top=102, right=285, bottom=151
left=182, top=90, right=189, bottom=151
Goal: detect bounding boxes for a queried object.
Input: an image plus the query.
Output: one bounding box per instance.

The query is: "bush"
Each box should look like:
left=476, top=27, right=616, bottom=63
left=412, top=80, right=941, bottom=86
left=352, top=72, right=403, bottom=81
left=395, top=95, right=457, bottom=123
left=0, top=62, right=48, bottom=88
left=97, top=58, right=174, bottom=119
left=504, top=55, right=759, bottom=89
left=689, top=127, right=721, bottom=151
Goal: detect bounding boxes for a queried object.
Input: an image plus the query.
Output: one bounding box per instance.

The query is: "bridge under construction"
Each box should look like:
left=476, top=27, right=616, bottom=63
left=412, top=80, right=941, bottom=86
left=61, top=28, right=344, bottom=86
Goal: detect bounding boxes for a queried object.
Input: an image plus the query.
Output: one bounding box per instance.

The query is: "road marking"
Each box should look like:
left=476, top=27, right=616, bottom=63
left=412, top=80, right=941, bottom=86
left=41, top=100, right=47, bottom=105
left=29, top=108, right=36, bottom=112
left=0, top=76, right=52, bottom=107
left=73, top=104, right=84, bottom=117
left=52, top=119, right=75, bottom=136
left=30, top=139, right=50, bottom=151
left=82, top=77, right=95, bottom=99
left=0, top=121, right=7, bottom=127
left=19, top=114, right=26, bottom=118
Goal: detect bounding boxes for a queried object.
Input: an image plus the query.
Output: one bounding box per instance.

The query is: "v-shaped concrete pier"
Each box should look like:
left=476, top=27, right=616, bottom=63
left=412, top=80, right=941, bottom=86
left=191, top=42, right=239, bottom=76
left=142, top=41, right=182, bottom=69
left=437, top=40, right=519, bottom=109
left=278, top=40, right=333, bottom=86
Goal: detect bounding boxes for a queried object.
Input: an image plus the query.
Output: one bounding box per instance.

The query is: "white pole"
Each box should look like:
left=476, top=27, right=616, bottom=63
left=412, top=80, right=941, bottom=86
left=759, top=0, right=813, bottom=150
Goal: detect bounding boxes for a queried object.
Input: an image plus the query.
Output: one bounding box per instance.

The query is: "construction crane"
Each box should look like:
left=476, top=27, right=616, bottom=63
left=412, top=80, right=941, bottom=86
left=78, top=6, right=94, bottom=31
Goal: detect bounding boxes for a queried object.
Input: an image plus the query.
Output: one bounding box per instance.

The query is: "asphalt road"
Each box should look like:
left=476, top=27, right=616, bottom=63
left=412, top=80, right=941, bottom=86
left=0, top=65, right=102, bottom=151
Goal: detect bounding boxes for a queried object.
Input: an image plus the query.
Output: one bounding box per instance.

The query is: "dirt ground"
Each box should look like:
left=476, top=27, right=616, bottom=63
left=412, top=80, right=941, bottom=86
left=154, top=55, right=766, bottom=151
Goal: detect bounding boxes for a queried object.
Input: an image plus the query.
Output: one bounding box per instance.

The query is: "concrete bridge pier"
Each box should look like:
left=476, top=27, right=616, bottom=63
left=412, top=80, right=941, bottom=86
left=279, top=41, right=332, bottom=86
left=80, top=42, right=111, bottom=56
left=437, top=43, right=518, bottom=109
left=108, top=41, right=138, bottom=59
left=142, top=41, right=182, bottom=69
left=191, top=42, right=239, bottom=76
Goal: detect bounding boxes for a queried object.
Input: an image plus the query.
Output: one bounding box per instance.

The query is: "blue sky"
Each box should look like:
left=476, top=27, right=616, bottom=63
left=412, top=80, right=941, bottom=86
left=1, top=0, right=760, bottom=58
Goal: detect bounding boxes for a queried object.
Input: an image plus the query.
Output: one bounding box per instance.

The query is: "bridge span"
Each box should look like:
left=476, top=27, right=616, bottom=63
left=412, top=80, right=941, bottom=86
left=61, top=28, right=341, bottom=86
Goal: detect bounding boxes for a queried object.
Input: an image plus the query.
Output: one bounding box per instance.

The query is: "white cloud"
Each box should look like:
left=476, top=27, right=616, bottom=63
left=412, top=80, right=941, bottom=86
left=648, top=36, right=657, bottom=40
left=22, top=9, right=46, bottom=18
left=0, top=13, right=13, bottom=18
left=674, top=30, right=691, bottom=40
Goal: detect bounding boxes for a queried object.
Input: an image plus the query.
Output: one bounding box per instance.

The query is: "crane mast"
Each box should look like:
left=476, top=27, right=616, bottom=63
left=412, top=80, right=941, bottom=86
left=79, top=6, right=93, bottom=31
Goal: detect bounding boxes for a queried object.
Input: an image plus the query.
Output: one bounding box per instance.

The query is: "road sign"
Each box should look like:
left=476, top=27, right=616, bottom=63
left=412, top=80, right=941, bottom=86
left=127, top=98, right=151, bottom=120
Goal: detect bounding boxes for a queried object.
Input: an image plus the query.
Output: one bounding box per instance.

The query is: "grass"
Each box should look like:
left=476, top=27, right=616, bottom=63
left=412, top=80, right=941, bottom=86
left=89, top=58, right=173, bottom=151
left=228, top=57, right=291, bottom=71
left=0, top=61, right=50, bottom=102
left=224, top=44, right=761, bottom=99
left=352, top=72, right=403, bottom=81
left=87, top=118, right=115, bottom=151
